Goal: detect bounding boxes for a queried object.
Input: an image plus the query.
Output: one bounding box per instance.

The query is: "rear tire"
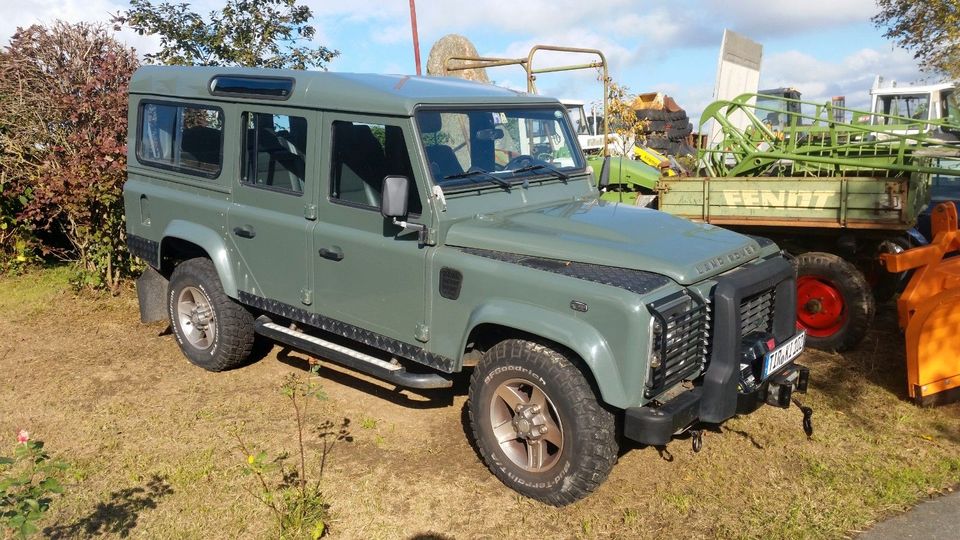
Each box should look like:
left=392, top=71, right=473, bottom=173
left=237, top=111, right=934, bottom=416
left=636, top=109, right=667, bottom=121
left=168, top=258, right=255, bottom=371
left=468, top=340, right=618, bottom=506
left=795, top=252, right=875, bottom=351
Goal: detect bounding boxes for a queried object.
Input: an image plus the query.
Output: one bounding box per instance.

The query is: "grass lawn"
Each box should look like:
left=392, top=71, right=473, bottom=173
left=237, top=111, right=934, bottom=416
left=1, top=266, right=958, bottom=538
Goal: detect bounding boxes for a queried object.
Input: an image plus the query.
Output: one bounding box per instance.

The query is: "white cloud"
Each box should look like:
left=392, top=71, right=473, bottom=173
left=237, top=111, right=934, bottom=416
left=1, top=0, right=925, bottom=130
left=2, top=0, right=163, bottom=58
left=369, top=24, right=410, bottom=45
left=760, top=46, right=929, bottom=110
left=706, top=0, right=877, bottom=38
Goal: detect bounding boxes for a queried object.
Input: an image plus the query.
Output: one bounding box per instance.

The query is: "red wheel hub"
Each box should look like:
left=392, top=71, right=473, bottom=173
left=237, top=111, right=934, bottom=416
left=796, top=275, right=847, bottom=337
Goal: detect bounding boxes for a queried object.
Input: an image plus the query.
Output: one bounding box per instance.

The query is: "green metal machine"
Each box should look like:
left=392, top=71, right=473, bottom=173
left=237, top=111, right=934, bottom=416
left=643, top=93, right=960, bottom=351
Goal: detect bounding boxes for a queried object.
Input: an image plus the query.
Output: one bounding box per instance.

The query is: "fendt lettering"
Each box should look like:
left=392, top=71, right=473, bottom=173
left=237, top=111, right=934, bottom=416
left=722, top=190, right=834, bottom=208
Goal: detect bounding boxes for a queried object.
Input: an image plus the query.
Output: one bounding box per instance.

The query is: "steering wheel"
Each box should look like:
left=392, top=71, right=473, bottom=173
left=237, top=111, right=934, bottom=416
left=504, top=154, right=543, bottom=170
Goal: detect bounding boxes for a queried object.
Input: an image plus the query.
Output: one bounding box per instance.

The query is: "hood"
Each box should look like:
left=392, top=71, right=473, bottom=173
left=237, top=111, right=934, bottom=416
left=445, top=199, right=762, bottom=285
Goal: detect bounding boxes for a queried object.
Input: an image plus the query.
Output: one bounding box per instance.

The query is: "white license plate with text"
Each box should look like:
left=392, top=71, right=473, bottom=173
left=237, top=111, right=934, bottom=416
left=762, top=332, right=806, bottom=379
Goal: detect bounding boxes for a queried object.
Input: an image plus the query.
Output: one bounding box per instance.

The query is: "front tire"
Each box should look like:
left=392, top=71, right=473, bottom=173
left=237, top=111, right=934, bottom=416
left=468, top=340, right=618, bottom=506
left=168, top=258, right=255, bottom=371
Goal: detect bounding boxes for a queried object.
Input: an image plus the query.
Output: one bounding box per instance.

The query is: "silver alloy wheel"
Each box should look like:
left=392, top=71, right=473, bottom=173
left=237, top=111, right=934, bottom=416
left=489, top=378, right=564, bottom=472
left=176, top=286, right=216, bottom=350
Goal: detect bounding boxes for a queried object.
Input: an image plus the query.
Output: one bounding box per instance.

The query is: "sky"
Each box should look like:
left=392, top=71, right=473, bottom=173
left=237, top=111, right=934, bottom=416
left=0, top=0, right=944, bottom=125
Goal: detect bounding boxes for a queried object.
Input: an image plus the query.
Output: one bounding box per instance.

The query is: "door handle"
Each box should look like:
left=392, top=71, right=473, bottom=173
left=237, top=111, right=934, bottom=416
left=233, top=225, right=256, bottom=239
left=318, top=246, right=344, bottom=261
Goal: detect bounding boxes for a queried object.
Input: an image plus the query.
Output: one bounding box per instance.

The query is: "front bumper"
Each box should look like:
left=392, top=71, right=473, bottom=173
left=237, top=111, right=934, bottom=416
left=624, top=362, right=809, bottom=446
left=624, top=255, right=801, bottom=446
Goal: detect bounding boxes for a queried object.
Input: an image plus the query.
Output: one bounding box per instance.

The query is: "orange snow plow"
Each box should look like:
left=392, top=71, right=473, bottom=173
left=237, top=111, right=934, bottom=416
left=881, top=202, right=960, bottom=405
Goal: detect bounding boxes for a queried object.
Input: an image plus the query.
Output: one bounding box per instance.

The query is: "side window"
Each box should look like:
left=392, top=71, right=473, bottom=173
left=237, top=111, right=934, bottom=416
left=241, top=112, right=308, bottom=194
left=942, top=90, right=958, bottom=125
left=137, top=102, right=223, bottom=176
left=329, top=121, right=422, bottom=214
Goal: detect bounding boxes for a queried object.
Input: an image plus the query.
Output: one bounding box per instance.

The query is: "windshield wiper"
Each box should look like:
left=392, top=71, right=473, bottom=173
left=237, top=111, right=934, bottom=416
left=442, top=169, right=512, bottom=190
left=510, top=163, right=569, bottom=183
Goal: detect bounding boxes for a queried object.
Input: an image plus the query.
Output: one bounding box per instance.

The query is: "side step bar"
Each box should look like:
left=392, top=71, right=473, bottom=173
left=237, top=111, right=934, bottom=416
left=254, top=318, right=453, bottom=390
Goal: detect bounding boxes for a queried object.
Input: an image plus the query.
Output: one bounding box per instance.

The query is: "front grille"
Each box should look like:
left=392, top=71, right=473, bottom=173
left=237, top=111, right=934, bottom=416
left=646, top=291, right=710, bottom=398
left=740, top=287, right=776, bottom=336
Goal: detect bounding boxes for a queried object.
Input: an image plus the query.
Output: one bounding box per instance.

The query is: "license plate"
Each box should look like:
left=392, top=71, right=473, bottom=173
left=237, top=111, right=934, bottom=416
left=762, top=332, right=806, bottom=379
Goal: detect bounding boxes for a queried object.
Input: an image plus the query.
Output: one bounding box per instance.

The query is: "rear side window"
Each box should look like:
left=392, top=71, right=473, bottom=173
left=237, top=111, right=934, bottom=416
left=241, top=112, right=308, bottom=194
left=137, top=102, right=224, bottom=177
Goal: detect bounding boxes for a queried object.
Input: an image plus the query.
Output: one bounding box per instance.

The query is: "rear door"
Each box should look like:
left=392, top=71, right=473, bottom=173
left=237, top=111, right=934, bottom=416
left=311, top=113, right=431, bottom=343
left=228, top=106, right=318, bottom=307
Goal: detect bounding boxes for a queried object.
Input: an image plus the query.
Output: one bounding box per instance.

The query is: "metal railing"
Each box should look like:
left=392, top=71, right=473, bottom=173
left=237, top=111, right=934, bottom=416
left=444, top=45, right=611, bottom=156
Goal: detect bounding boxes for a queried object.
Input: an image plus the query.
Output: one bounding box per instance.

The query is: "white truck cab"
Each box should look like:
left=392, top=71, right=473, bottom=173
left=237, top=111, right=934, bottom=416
left=869, top=78, right=958, bottom=132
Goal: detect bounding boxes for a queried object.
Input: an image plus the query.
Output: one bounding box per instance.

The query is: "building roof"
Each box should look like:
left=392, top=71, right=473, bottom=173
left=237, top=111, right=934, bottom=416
left=129, top=66, right=560, bottom=116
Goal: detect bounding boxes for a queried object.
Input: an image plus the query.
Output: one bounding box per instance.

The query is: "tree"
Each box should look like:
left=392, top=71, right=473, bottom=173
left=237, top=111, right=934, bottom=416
left=873, top=0, right=960, bottom=79
left=113, top=0, right=339, bottom=69
left=603, top=79, right=646, bottom=156
left=0, top=22, right=139, bottom=288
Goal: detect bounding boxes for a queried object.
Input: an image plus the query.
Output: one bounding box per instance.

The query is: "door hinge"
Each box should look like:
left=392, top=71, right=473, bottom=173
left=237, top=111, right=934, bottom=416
left=415, top=323, right=430, bottom=343
left=304, top=204, right=318, bottom=221
left=300, top=289, right=313, bottom=306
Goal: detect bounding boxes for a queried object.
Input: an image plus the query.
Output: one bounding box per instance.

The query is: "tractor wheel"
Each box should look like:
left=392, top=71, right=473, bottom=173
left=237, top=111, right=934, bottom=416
left=667, top=122, right=693, bottom=138
left=644, top=120, right=668, bottom=132
left=635, top=109, right=667, bottom=121
left=795, top=252, right=875, bottom=351
left=644, top=135, right=670, bottom=151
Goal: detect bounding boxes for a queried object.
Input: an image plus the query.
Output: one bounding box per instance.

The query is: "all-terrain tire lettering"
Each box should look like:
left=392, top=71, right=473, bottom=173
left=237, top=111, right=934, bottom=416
left=167, top=257, right=256, bottom=371
left=468, top=339, right=618, bottom=506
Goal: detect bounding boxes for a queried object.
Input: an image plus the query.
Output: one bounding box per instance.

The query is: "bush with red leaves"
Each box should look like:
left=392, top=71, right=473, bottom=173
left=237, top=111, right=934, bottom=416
left=0, top=22, right=139, bottom=288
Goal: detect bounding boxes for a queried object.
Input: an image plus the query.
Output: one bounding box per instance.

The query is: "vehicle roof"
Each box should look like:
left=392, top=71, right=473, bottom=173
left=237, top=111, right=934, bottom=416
left=871, top=82, right=957, bottom=96
left=129, top=66, right=561, bottom=116
left=759, top=87, right=801, bottom=96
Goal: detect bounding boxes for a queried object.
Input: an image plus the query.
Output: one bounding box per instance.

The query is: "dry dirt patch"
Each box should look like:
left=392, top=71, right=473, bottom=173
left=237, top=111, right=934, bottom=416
left=1, top=268, right=958, bottom=539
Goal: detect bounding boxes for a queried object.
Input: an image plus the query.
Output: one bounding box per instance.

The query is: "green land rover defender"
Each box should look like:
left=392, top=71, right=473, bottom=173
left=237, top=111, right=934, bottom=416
left=124, top=66, right=810, bottom=505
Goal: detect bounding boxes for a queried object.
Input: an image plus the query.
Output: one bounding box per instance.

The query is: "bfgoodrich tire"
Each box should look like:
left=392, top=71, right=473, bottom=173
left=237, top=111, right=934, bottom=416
left=168, top=258, right=255, bottom=371
left=795, top=252, right=875, bottom=351
left=468, top=340, right=618, bottom=506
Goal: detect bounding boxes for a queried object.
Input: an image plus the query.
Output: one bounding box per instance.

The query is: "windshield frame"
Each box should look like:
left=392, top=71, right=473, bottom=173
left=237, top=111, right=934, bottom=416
left=413, top=103, right=587, bottom=192
left=564, top=103, right=590, bottom=135
left=874, top=93, right=931, bottom=120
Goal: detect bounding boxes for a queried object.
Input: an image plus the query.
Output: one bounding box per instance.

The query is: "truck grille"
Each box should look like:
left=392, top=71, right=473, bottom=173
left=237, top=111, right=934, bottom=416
left=740, top=288, right=776, bottom=336
left=646, top=291, right=710, bottom=398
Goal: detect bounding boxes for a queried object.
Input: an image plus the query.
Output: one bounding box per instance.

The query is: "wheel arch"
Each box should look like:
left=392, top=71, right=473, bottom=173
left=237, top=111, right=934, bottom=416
left=459, top=300, right=629, bottom=408
left=160, top=220, right=238, bottom=297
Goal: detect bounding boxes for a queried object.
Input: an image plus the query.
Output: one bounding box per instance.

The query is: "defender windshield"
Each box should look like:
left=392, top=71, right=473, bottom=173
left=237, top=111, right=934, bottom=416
left=416, top=107, right=584, bottom=190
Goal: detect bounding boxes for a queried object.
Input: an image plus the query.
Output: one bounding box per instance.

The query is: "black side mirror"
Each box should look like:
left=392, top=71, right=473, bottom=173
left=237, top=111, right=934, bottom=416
left=598, top=156, right=611, bottom=189
left=380, top=175, right=409, bottom=218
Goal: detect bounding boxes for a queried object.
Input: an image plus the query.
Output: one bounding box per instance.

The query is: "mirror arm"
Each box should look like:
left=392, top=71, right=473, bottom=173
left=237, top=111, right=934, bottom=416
left=391, top=218, right=430, bottom=245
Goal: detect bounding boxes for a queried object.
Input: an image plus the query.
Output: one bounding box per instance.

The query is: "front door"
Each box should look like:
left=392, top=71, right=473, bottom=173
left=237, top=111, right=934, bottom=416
left=312, top=114, right=430, bottom=344
left=228, top=107, right=317, bottom=307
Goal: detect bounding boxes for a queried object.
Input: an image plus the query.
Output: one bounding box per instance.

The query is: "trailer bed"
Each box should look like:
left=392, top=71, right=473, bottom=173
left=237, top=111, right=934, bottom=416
left=656, top=175, right=927, bottom=230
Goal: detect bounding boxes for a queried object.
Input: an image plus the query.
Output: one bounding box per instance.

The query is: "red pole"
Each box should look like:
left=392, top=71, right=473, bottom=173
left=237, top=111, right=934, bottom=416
left=409, top=0, right=422, bottom=75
